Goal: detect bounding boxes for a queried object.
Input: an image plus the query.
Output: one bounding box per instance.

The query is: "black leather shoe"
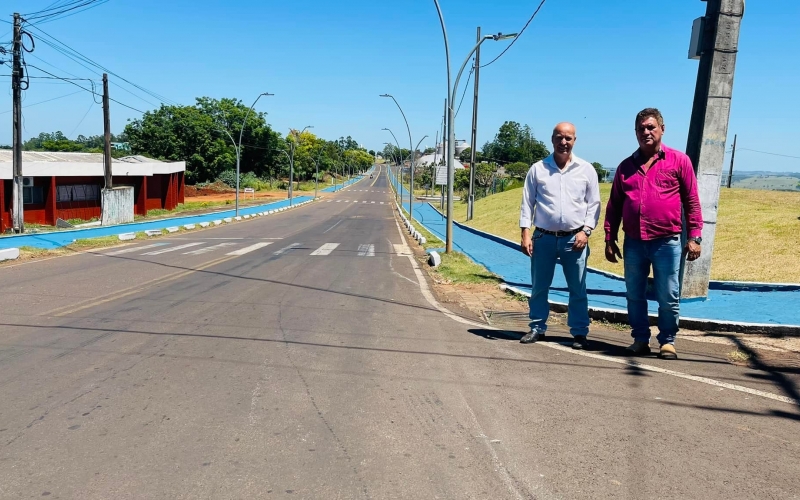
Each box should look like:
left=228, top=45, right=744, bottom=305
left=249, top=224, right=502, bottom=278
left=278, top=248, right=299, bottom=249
left=520, top=329, right=544, bottom=344
left=572, top=335, right=589, bottom=350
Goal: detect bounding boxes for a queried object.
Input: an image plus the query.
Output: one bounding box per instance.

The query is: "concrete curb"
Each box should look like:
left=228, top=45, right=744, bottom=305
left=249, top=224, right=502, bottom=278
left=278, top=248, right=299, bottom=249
left=145, top=230, right=163, bottom=237
left=183, top=224, right=196, bottom=230
left=166, top=227, right=179, bottom=233
left=0, top=248, right=20, bottom=262
left=118, top=232, right=136, bottom=241
left=199, top=222, right=210, bottom=228
left=499, top=284, right=800, bottom=337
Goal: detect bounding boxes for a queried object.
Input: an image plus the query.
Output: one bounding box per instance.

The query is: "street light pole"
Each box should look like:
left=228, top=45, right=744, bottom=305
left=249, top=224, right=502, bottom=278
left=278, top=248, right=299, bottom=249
left=288, top=125, right=313, bottom=206
left=412, top=135, right=428, bottom=215
left=433, top=0, right=516, bottom=252
left=380, top=94, right=416, bottom=220
left=236, top=92, right=273, bottom=216
left=382, top=128, right=403, bottom=209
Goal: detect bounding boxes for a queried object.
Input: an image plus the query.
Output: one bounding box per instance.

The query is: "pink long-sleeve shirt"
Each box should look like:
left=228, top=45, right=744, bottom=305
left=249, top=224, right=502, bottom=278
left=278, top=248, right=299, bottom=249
left=604, top=144, right=703, bottom=242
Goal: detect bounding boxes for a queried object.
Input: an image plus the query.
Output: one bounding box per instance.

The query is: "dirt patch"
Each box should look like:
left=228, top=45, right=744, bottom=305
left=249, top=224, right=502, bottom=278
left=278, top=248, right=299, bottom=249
left=185, top=181, right=234, bottom=197
left=185, top=191, right=282, bottom=204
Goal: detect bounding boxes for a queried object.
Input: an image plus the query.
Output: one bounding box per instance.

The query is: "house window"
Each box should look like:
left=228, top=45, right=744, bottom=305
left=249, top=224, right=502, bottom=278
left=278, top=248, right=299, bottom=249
left=57, top=184, right=99, bottom=202
left=23, top=186, right=44, bottom=205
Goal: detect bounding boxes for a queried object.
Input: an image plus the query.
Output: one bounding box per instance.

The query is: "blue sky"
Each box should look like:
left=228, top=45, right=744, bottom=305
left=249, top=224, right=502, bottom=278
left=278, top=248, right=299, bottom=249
left=2, top=0, right=799, bottom=173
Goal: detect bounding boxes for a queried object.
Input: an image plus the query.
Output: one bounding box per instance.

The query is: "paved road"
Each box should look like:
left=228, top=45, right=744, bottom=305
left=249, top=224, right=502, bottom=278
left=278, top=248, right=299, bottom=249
left=0, top=165, right=798, bottom=499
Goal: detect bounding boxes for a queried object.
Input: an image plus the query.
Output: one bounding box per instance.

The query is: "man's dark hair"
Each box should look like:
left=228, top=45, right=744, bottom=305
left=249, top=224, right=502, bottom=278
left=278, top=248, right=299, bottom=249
left=635, top=108, right=664, bottom=129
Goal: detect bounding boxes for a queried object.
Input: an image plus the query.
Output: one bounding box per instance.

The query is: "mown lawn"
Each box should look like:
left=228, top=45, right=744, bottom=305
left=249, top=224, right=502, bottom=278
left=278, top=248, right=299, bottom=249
left=450, top=185, right=800, bottom=283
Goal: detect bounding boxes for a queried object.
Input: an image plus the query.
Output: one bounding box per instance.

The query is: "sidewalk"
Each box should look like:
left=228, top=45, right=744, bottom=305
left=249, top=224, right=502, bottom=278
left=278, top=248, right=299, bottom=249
left=0, top=177, right=363, bottom=250
left=411, top=202, right=800, bottom=332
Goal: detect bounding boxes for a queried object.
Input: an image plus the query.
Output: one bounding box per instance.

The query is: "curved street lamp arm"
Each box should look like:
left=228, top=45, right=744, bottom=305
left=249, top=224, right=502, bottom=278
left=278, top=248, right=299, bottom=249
left=238, top=92, right=273, bottom=152
left=432, top=0, right=452, bottom=113
left=451, top=36, right=492, bottom=105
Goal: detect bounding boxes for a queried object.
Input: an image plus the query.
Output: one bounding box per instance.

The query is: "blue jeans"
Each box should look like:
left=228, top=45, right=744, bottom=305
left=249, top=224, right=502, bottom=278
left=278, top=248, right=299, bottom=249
left=623, top=236, right=682, bottom=345
left=528, top=230, right=590, bottom=337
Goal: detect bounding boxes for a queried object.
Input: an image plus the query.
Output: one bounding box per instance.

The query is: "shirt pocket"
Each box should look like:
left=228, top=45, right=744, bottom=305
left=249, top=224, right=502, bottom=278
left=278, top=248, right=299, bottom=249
left=567, top=176, right=588, bottom=202
left=655, top=166, right=678, bottom=190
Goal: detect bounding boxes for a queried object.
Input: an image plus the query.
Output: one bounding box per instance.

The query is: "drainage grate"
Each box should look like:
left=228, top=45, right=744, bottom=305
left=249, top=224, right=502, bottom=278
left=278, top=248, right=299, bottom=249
left=483, top=310, right=530, bottom=332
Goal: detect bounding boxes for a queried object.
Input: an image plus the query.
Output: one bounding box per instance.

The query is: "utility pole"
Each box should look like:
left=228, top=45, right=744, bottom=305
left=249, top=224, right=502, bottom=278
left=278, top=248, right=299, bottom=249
left=682, top=0, right=744, bottom=298
left=726, top=133, right=737, bottom=188
left=440, top=98, right=446, bottom=212
left=102, top=73, right=113, bottom=189
left=11, top=13, right=24, bottom=233
left=467, top=26, right=481, bottom=221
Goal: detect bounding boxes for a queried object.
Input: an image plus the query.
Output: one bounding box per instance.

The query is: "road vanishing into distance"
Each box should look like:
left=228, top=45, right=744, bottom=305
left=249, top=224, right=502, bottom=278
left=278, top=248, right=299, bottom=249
left=0, top=165, right=798, bottom=499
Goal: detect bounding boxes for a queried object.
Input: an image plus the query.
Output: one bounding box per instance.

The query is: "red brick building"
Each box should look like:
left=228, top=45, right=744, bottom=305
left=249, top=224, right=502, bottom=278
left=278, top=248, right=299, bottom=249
left=1, top=151, right=185, bottom=232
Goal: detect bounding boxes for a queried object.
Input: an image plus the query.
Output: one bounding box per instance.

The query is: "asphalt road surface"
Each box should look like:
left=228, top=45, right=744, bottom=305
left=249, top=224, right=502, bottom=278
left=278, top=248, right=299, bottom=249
left=0, top=165, right=798, bottom=499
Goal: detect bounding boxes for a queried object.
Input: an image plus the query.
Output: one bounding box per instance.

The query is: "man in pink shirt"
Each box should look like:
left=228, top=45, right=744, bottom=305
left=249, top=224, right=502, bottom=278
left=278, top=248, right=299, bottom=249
left=604, top=108, right=703, bottom=360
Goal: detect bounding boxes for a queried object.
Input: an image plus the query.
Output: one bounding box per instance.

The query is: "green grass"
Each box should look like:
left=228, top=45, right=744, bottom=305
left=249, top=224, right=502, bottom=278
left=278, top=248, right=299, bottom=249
left=434, top=251, right=503, bottom=285
left=450, top=184, right=800, bottom=283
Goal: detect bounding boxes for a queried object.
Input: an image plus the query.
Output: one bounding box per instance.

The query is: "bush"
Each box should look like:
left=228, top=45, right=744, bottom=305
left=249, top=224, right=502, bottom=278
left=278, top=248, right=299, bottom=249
left=505, top=161, right=530, bottom=179
left=216, top=170, right=238, bottom=188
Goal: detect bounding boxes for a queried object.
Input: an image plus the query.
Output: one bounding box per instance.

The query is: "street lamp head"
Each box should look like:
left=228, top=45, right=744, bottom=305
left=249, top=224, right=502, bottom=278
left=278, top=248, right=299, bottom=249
left=492, top=32, right=518, bottom=41
left=379, top=94, right=391, bottom=98
left=261, top=92, right=275, bottom=97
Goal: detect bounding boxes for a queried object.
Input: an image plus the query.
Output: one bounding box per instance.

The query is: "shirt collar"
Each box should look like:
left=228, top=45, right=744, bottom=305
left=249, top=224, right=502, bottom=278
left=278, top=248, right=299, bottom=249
left=632, top=146, right=666, bottom=161
left=545, top=153, right=577, bottom=170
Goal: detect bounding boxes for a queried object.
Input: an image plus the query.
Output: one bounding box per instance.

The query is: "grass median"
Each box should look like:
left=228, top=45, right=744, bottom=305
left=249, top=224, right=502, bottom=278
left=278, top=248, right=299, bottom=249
left=450, top=185, right=800, bottom=283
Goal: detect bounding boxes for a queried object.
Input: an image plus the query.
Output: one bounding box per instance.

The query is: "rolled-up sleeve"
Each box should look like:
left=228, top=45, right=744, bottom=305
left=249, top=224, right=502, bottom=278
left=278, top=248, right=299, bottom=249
left=519, top=165, right=536, bottom=228
left=604, top=163, right=625, bottom=241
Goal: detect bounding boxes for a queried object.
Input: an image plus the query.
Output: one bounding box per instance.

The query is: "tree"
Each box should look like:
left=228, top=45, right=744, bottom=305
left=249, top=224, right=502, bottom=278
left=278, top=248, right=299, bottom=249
left=591, top=162, right=608, bottom=182
left=124, top=97, right=283, bottom=184
left=504, top=161, right=530, bottom=179
left=482, top=121, right=549, bottom=165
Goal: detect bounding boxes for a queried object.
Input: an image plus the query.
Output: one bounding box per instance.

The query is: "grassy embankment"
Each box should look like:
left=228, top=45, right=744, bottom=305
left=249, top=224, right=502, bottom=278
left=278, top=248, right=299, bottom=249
left=450, top=185, right=800, bottom=283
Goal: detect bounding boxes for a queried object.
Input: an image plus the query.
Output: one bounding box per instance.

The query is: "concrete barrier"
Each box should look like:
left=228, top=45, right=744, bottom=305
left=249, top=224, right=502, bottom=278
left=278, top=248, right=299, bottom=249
left=184, top=224, right=196, bottom=230
left=145, top=230, right=163, bottom=237
left=419, top=236, right=427, bottom=245
left=118, top=232, right=136, bottom=241
left=234, top=216, right=242, bottom=221
left=199, top=222, right=210, bottom=228
left=427, top=250, right=441, bottom=268
left=213, top=220, right=222, bottom=226
left=243, top=215, right=251, bottom=219
left=223, top=218, right=232, bottom=223
left=166, top=226, right=179, bottom=233
left=0, top=247, right=20, bottom=262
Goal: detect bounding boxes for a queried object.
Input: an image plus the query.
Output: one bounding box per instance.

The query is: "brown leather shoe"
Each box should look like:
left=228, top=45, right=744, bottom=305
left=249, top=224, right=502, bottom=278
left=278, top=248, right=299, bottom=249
left=659, top=344, right=678, bottom=360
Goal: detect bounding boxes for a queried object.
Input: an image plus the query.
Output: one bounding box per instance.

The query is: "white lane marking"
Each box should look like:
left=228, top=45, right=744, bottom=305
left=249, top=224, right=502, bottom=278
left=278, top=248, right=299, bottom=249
left=357, top=244, right=375, bottom=257
left=226, top=242, right=273, bottom=256
left=199, top=237, right=245, bottom=240
left=310, top=243, right=339, bottom=256
left=380, top=202, right=384, bottom=205
left=142, top=242, right=204, bottom=255
left=183, top=242, right=237, bottom=255
left=323, top=220, right=343, bottom=233
left=105, top=243, right=167, bottom=255
left=542, top=342, right=798, bottom=406
left=371, top=201, right=376, bottom=204
left=274, top=243, right=301, bottom=256
left=389, top=206, right=799, bottom=408
left=336, top=200, right=341, bottom=203
left=362, top=201, right=367, bottom=204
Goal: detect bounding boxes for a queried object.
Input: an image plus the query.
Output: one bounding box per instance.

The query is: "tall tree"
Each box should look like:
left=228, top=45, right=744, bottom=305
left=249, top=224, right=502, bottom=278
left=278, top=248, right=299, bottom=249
left=481, top=121, right=549, bottom=166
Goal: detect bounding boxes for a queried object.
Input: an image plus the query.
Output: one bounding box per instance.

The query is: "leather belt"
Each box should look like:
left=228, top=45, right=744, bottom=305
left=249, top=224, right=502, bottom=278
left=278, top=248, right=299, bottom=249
left=535, top=227, right=583, bottom=237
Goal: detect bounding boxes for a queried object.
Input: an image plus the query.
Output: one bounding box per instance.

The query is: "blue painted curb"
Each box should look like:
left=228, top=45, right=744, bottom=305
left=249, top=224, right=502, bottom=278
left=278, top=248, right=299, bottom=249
left=0, top=176, right=364, bottom=250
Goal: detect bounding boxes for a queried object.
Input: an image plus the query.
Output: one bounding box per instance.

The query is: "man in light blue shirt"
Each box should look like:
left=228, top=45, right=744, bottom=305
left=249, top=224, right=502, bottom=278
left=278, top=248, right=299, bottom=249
left=519, top=122, right=601, bottom=349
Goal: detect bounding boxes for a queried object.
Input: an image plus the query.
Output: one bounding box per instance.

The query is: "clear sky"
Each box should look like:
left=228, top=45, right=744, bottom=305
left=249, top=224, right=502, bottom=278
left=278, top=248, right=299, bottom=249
left=2, top=0, right=799, bottom=173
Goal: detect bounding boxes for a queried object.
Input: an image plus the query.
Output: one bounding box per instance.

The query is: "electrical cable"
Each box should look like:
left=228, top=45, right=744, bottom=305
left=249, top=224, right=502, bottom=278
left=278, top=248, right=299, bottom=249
left=67, top=100, right=95, bottom=138
left=25, top=63, right=145, bottom=112
left=454, top=64, right=473, bottom=118
left=22, top=0, right=109, bottom=23
left=0, top=89, right=83, bottom=114
left=480, top=0, right=547, bottom=69
left=737, top=148, right=800, bottom=160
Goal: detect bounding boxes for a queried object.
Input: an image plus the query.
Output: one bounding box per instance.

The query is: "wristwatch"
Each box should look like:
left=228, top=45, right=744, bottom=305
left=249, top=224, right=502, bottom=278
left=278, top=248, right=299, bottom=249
left=690, top=237, right=702, bottom=244
left=582, top=227, right=593, bottom=237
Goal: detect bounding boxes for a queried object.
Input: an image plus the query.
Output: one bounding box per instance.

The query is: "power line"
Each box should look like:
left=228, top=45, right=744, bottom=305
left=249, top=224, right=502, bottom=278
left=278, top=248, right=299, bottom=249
left=737, top=148, right=800, bottom=160
left=454, top=65, right=473, bottom=119
left=22, top=22, right=176, bottom=106
left=0, top=89, right=83, bottom=114
left=480, top=0, right=547, bottom=69
left=22, top=0, right=110, bottom=23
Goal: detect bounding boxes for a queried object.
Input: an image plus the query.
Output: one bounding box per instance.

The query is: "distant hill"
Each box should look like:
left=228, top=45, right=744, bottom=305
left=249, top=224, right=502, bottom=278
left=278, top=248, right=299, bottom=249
left=604, top=168, right=800, bottom=191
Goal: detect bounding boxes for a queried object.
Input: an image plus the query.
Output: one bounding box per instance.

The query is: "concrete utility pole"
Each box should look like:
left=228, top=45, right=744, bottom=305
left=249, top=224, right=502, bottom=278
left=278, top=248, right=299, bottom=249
left=682, top=0, right=745, bottom=298
left=102, top=73, right=113, bottom=189
left=726, top=133, right=737, bottom=188
left=467, top=26, right=481, bottom=221
left=11, top=13, right=24, bottom=233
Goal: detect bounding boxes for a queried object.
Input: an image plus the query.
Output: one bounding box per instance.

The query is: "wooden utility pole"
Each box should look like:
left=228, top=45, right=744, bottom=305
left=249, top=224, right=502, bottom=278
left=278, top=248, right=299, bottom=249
left=467, top=26, right=481, bottom=221
left=102, top=73, right=113, bottom=189
left=682, top=0, right=745, bottom=298
left=726, top=134, right=737, bottom=188
left=11, top=13, right=24, bottom=233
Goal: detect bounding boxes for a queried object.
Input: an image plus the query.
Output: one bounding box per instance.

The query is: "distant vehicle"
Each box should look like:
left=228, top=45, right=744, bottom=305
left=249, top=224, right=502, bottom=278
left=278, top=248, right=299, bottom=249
left=370, top=174, right=374, bottom=179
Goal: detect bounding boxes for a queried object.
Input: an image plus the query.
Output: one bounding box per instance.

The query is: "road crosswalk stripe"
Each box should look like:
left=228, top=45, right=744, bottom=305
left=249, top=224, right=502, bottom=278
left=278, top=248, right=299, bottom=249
left=274, top=243, right=301, bottom=256
left=105, top=243, right=167, bottom=255
left=184, top=242, right=237, bottom=255
left=142, top=242, right=204, bottom=255
left=310, top=243, right=339, bottom=256
left=357, top=244, right=375, bottom=257
left=226, top=242, right=273, bottom=256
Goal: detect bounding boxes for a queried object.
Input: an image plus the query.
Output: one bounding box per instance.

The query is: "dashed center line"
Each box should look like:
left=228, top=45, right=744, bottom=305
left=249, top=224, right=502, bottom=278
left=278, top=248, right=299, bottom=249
left=310, top=243, right=339, bottom=256
left=142, top=242, right=204, bottom=255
